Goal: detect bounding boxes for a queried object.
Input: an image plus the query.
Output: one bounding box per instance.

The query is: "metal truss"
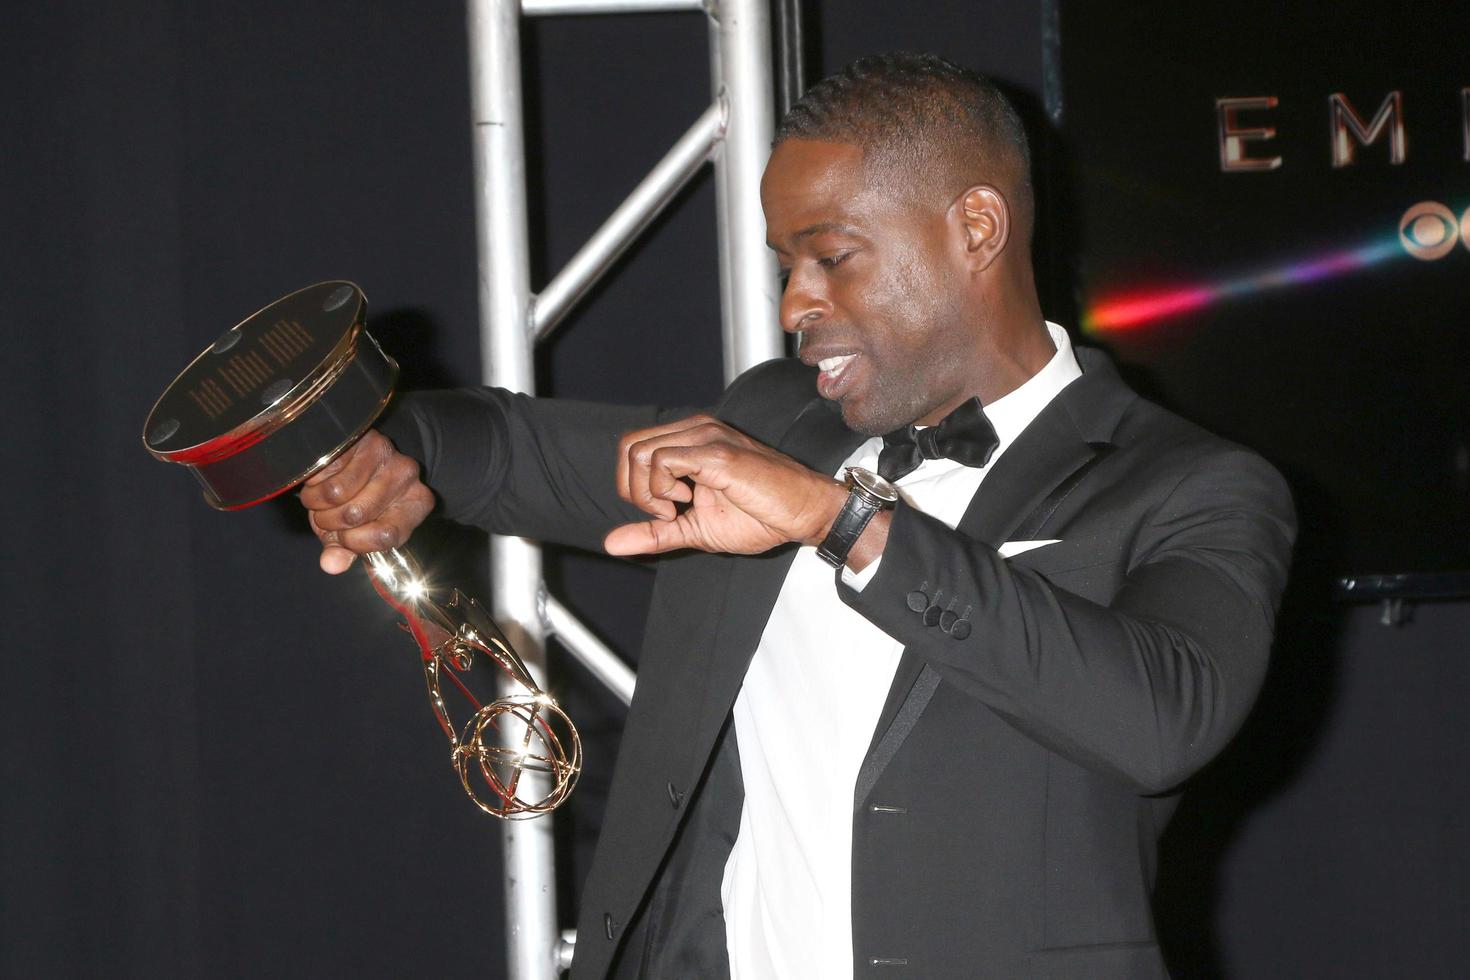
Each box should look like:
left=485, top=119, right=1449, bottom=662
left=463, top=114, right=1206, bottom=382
left=464, top=0, right=784, bottom=974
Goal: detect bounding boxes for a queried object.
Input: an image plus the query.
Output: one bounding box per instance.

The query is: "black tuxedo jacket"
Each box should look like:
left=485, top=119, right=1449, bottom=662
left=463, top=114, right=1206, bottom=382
left=384, top=347, right=1295, bottom=980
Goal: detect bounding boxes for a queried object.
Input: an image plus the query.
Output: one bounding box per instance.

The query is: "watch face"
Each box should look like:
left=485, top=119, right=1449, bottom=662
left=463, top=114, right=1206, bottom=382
left=847, top=466, right=900, bottom=504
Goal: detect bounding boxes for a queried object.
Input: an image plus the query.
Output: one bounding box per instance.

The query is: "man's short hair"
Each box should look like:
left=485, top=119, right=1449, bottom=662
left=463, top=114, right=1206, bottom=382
left=776, top=52, right=1033, bottom=233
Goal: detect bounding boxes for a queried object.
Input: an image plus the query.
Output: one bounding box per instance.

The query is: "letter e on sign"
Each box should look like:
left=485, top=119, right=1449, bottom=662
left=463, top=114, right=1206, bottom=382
left=1217, top=97, right=1282, bottom=172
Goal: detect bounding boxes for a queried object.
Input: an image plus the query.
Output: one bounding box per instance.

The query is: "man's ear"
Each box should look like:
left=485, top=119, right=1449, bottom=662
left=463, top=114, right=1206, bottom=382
left=954, top=185, right=1011, bottom=272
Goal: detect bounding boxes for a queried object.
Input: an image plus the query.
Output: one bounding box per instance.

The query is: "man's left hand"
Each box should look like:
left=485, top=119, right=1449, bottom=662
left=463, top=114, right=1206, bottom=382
left=604, top=414, right=845, bottom=557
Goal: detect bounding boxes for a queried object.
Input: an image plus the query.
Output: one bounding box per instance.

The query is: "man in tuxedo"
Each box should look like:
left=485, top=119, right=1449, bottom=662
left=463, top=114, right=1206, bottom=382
left=303, top=53, right=1294, bottom=979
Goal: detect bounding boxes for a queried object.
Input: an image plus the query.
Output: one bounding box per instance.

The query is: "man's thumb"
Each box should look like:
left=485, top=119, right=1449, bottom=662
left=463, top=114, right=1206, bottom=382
left=604, top=519, right=689, bottom=556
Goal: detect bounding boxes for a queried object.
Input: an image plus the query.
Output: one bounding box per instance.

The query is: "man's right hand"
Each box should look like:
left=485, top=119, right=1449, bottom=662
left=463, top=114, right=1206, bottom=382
left=299, top=429, right=436, bottom=574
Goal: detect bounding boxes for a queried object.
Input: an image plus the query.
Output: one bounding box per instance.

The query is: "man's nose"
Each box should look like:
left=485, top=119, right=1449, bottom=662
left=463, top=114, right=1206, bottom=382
left=779, top=269, right=831, bottom=334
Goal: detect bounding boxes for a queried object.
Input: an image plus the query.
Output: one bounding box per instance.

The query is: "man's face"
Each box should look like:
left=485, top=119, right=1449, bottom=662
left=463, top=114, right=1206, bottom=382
left=761, top=138, right=978, bottom=436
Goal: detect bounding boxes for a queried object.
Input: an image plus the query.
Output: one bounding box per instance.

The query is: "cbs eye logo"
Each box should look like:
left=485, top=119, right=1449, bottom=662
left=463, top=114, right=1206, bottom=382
left=1398, top=202, right=1470, bottom=260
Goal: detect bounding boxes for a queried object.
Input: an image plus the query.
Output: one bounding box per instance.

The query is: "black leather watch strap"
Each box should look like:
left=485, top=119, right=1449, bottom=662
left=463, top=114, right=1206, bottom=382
left=816, top=489, right=881, bottom=568
left=816, top=467, right=898, bottom=568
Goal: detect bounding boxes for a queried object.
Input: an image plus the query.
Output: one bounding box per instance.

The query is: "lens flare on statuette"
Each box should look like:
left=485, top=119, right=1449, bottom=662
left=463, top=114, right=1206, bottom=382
left=364, top=548, right=581, bottom=819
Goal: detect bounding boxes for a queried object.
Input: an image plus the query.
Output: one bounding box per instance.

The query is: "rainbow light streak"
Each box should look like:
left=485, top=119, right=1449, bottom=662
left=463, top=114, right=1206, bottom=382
left=1083, top=235, right=1405, bottom=335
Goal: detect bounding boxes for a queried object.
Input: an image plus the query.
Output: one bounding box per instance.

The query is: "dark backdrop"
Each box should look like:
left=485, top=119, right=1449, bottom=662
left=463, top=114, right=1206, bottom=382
left=4, top=2, right=1465, bottom=977
left=1060, top=0, right=1470, bottom=576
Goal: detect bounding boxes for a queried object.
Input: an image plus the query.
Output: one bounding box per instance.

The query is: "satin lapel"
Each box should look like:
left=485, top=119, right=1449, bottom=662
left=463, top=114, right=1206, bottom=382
left=955, top=394, right=1103, bottom=548
left=856, top=657, right=931, bottom=806
left=958, top=347, right=1134, bottom=547
left=689, top=398, right=868, bottom=758
left=853, top=664, right=941, bottom=808
left=855, top=349, right=1134, bottom=802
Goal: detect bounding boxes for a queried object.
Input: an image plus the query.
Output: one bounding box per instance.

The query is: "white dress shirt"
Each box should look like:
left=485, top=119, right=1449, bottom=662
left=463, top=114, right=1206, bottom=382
left=721, top=323, right=1082, bottom=979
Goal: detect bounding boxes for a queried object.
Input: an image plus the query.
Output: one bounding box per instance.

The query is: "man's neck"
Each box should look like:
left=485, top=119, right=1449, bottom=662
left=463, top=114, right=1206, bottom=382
left=972, top=317, right=1057, bottom=408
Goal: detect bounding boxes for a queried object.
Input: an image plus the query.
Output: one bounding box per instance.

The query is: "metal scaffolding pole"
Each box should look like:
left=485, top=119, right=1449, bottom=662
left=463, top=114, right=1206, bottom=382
left=466, top=4, right=562, bottom=979
left=465, top=1, right=782, bottom=975
left=709, top=0, right=784, bottom=381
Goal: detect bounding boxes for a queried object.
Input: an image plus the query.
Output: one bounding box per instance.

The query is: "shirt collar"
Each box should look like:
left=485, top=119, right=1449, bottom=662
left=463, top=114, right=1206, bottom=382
left=848, top=322, right=1084, bottom=480
left=980, top=321, right=1081, bottom=453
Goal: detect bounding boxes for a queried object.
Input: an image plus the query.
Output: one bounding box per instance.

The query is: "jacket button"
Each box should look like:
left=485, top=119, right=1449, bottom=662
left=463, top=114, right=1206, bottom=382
left=603, top=912, right=617, bottom=940
left=920, top=589, right=944, bottom=624
left=906, top=583, right=929, bottom=611
left=666, top=781, right=684, bottom=808
left=945, top=603, right=974, bottom=638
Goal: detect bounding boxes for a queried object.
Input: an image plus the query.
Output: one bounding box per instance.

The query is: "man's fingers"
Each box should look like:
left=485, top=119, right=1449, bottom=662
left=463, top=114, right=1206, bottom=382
left=620, top=417, right=741, bottom=517
left=660, top=479, right=694, bottom=504
left=646, top=444, right=730, bottom=504
left=331, top=491, right=435, bottom=554
left=309, top=450, right=422, bottom=533
left=320, top=544, right=357, bottom=574
left=300, top=430, right=391, bottom=510
left=299, top=428, right=437, bottom=577
left=604, top=518, right=695, bottom=556
left=308, top=513, right=359, bottom=574
left=308, top=486, right=433, bottom=573
left=616, top=414, right=721, bottom=504
left=302, top=441, right=354, bottom=487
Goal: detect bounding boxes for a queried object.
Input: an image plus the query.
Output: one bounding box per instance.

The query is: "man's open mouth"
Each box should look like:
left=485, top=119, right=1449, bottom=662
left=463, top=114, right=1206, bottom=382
left=816, top=353, right=858, bottom=399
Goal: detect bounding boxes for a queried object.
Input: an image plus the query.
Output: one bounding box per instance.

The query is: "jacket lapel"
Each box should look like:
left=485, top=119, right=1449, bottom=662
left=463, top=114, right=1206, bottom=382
left=689, top=397, right=869, bottom=760
left=854, top=348, right=1136, bottom=805
left=954, top=384, right=1111, bottom=548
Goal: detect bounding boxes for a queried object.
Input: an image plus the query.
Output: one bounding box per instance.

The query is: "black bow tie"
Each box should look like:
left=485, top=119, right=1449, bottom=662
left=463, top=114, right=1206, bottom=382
left=876, top=397, right=999, bottom=481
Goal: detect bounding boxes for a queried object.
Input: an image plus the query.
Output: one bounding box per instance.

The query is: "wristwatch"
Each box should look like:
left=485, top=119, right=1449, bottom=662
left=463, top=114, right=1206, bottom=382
left=816, top=466, right=900, bottom=568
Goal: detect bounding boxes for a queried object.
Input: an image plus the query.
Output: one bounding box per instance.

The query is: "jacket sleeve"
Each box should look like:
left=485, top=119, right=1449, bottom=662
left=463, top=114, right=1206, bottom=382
left=375, top=360, right=792, bottom=553
left=838, top=446, right=1296, bottom=793
left=379, top=388, right=670, bottom=553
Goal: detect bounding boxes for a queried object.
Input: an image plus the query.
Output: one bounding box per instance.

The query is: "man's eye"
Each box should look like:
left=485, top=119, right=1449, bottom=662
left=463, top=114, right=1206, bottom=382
left=818, top=251, right=852, bottom=269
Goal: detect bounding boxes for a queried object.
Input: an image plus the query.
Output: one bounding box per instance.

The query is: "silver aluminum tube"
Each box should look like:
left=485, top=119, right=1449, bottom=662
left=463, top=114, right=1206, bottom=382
left=523, top=0, right=704, bottom=15
left=709, top=0, right=783, bottom=382
left=466, top=0, right=778, bottom=974
left=466, top=2, right=561, bottom=978
left=534, top=100, right=727, bottom=341
left=541, top=593, right=637, bottom=705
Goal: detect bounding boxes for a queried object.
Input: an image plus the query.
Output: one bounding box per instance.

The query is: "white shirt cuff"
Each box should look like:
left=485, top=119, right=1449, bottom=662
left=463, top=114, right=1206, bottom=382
left=839, top=555, right=883, bottom=591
